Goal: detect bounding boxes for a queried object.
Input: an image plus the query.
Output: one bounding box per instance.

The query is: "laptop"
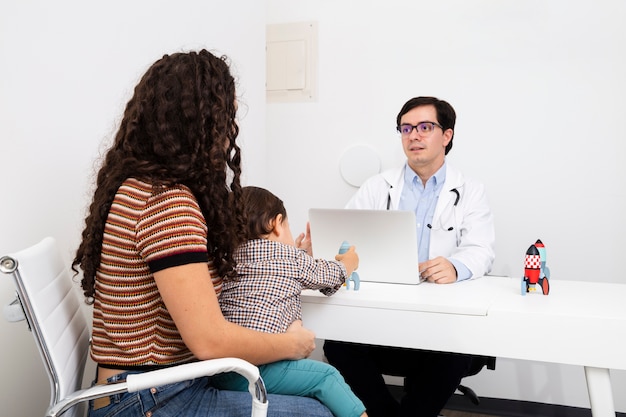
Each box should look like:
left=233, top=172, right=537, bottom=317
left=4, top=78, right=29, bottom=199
left=308, top=208, right=423, bottom=285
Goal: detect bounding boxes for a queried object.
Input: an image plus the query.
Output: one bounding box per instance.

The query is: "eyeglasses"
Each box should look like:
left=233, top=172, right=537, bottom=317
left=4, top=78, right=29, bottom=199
left=396, top=122, right=443, bottom=137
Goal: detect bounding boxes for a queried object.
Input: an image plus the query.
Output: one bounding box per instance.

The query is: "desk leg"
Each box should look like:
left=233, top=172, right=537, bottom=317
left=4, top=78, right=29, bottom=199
left=584, top=366, right=615, bottom=417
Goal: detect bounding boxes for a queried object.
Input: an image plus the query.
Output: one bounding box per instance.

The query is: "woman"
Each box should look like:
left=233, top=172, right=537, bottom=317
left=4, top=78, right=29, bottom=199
left=72, top=49, right=332, bottom=417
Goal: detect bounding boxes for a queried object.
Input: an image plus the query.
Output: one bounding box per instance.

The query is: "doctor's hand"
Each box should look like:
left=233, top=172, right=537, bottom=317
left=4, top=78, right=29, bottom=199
left=295, top=222, right=313, bottom=256
left=419, top=256, right=458, bottom=284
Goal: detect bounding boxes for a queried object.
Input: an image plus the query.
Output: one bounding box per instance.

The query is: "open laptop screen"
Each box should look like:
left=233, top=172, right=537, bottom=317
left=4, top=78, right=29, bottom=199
left=308, top=208, right=422, bottom=285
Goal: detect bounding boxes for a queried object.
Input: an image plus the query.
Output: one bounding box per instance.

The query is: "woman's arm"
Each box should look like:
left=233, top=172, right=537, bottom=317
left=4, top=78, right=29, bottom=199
left=154, top=262, right=316, bottom=365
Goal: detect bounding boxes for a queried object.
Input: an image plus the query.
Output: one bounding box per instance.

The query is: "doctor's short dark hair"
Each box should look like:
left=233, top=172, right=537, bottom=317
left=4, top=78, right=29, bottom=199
left=241, top=186, right=287, bottom=240
left=396, top=96, right=456, bottom=155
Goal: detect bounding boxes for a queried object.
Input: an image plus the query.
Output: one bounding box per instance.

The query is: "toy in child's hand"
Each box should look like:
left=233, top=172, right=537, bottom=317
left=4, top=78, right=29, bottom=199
left=338, top=241, right=360, bottom=291
left=521, top=239, right=550, bottom=296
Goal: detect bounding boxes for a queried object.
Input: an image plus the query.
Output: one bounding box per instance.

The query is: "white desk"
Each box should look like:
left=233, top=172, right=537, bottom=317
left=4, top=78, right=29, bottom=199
left=301, top=276, right=626, bottom=417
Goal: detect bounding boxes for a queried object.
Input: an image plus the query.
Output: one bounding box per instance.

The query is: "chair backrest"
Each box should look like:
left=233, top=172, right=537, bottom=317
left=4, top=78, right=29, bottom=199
left=1, top=237, right=90, bottom=417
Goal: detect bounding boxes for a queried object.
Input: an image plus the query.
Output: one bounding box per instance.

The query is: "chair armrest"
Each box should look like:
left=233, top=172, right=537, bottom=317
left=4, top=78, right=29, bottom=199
left=47, top=383, right=129, bottom=417
left=47, top=358, right=268, bottom=417
left=127, top=357, right=264, bottom=399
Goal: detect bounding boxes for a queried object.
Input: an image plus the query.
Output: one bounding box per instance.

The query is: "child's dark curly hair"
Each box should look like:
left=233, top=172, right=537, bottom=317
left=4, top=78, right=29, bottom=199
left=240, top=186, right=287, bottom=240
left=73, top=49, right=245, bottom=301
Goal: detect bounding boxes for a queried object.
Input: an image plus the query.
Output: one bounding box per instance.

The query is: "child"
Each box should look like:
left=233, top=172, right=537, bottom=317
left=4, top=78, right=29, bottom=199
left=216, top=186, right=366, bottom=417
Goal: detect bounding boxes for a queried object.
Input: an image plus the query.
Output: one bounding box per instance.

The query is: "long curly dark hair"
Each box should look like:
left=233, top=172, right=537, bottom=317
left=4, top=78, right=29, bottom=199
left=72, top=49, right=246, bottom=302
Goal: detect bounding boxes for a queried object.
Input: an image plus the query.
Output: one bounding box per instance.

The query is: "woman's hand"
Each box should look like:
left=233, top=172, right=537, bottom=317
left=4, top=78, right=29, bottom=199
left=285, top=320, right=316, bottom=359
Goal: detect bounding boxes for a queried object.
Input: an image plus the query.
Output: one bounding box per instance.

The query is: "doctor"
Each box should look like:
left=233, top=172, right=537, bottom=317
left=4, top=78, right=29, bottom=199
left=324, top=96, right=495, bottom=417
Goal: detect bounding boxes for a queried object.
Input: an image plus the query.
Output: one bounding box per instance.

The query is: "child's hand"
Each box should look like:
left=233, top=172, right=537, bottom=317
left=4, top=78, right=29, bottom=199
left=295, top=222, right=313, bottom=256
left=335, top=245, right=359, bottom=277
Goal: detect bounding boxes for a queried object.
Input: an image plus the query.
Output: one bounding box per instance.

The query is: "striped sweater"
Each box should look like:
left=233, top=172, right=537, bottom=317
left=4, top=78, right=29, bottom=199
left=91, top=178, right=219, bottom=368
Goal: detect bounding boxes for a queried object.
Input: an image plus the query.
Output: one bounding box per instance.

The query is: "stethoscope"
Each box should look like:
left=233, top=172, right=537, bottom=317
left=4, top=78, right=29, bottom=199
left=387, top=187, right=460, bottom=232
left=427, top=188, right=459, bottom=231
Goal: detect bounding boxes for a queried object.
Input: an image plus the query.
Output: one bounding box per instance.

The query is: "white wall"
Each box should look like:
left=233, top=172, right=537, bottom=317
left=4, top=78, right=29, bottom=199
left=2, top=0, right=625, bottom=414
left=0, top=1, right=266, bottom=415
left=266, top=0, right=626, bottom=412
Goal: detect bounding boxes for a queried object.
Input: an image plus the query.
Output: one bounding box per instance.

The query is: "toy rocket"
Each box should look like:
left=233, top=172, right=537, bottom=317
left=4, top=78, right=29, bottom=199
left=522, top=239, right=550, bottom=295
left=339, top=241, right=360, bottom=290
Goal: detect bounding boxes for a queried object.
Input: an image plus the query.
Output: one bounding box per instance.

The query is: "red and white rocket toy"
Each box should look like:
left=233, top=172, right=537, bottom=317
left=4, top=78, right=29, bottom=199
left=522, top=239, right=550, bottom=295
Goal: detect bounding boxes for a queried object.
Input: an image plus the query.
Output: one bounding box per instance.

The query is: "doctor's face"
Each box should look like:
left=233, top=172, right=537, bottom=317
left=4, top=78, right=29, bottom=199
left=399, top=105, right=453, bottom=175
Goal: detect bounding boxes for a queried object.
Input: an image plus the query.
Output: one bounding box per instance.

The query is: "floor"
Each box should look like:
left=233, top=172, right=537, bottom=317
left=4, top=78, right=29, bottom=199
left=386, top=383, right=507, bottom=417
left=441, top=411, right=500, bottom=417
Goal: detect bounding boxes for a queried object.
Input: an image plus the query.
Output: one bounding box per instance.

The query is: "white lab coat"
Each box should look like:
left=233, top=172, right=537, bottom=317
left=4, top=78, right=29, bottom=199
left=346, top=163, right=495, bottom=279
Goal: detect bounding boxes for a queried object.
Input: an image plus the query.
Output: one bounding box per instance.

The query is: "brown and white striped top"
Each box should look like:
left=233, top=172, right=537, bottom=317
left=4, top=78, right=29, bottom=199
left=91, top=178, right=218, bottom=369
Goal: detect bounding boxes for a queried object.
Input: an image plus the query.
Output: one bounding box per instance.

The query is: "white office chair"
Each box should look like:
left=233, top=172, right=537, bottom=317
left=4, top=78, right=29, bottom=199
left=1, top=237, right=268, bottom=417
